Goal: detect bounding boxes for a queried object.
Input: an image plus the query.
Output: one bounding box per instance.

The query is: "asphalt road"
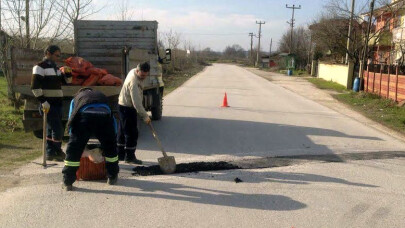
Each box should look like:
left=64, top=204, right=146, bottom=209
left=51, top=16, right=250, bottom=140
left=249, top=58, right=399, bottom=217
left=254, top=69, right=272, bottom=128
left=136, top=64, right=404, bottom=164
left=1, top=64, right=404, bottom=227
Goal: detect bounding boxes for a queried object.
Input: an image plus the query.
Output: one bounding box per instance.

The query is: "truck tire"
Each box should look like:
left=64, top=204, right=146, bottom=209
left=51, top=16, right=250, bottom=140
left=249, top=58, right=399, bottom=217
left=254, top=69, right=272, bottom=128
left=33, top=129, right=43, bottom=139
left=151, top=93, right=163, bottom=120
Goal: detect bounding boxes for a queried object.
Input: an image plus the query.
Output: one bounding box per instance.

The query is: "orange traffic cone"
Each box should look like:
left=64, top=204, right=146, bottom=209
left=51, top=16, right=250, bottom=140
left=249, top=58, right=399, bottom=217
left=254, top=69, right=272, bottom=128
left=221, top=92, right=230, bottom=107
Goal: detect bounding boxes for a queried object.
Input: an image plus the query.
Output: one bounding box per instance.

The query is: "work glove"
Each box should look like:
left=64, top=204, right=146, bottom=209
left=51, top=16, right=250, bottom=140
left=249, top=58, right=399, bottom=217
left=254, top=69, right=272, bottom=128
left=144, top=117, right=151, bottom=125
left=87, top=149, right=104, bottom=164
left=60, top=66, right=72, bottom=74
left=42, top=101, right=50, bottom=113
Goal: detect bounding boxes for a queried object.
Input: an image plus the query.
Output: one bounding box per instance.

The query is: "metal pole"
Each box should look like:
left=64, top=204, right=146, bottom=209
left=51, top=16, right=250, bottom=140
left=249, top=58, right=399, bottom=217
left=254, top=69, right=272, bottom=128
left=395, top=65, right=399, bottom=102
left=346, top=0, right=355, bottom=64
left=379, top=64, right=383, bottom=96
left=387, top=65, right=391, bottom=98
left=366, top=64, right=369, bottom=92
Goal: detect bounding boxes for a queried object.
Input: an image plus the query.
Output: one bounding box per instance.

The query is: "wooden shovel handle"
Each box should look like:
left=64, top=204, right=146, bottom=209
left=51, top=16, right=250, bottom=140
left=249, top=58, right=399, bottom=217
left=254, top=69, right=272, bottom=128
left=42, top=110, right=48, bottom=167
left=148, top=122, right=168, bottom=158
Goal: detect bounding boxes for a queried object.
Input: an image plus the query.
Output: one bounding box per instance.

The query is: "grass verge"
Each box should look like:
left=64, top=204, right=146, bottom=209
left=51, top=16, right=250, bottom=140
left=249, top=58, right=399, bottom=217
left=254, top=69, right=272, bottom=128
left=307, top=78, right=347, bottom=93
left=163, top=63, right=206, bottom=96
left=0, top=77, right=41, bottom=174
left=306, top=77, right=405, bottom=135
left=334, top=92, right=405, bottom=135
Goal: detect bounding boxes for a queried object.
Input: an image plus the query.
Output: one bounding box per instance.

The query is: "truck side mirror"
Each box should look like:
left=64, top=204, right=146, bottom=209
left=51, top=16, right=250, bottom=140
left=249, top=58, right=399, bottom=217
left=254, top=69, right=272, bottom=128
left=165, top=49, right=172, bottom=62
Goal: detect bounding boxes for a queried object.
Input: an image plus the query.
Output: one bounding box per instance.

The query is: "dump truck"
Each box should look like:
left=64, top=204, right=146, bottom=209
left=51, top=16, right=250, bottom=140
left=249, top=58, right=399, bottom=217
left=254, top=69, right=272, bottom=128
left=9, top=20, right=171, bottom=138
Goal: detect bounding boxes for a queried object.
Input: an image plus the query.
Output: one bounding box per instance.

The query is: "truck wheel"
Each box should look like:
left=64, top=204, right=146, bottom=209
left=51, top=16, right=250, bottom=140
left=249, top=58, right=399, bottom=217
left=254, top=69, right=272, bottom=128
left=151, top=93, right=163, bottom=120
left=33, top=129, right=43, bottom=139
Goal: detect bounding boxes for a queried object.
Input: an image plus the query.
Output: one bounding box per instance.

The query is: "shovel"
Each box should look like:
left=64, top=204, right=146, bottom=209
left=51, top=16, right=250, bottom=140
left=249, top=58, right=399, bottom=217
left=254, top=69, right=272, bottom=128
left=32, top=106, right=56, bottom=168
left=41, top=107, right=49, bottom=167
left=148, top=122, right=176, bottom=174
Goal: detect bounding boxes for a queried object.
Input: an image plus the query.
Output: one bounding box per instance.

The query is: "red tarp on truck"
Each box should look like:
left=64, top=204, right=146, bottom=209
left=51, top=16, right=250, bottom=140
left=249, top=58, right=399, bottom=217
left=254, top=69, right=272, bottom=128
left=64, top=57, right=122, bottom=86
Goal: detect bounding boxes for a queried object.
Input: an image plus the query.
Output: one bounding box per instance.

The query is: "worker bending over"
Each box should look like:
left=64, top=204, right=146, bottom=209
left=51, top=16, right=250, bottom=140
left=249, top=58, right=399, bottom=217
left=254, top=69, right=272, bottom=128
left=62, top=88, right=119, bottom=191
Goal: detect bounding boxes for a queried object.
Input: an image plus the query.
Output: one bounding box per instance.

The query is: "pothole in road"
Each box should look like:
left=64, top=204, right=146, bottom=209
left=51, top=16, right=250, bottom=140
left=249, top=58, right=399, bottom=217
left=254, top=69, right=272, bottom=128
left=132, top=151, right=405, bottom=176
left=132, top=161, right=240, bottom=176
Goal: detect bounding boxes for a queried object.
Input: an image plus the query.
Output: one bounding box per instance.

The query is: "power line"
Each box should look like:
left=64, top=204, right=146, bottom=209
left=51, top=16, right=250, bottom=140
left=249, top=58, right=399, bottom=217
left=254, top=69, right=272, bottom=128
left=286, top=4, right=301, bottom=54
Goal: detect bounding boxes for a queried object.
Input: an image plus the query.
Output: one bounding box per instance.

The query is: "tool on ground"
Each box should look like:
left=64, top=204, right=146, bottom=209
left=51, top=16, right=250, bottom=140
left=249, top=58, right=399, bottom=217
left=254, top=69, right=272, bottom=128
left=32, top=105, right=56, bottom=168
left=148, top=122, right=176, bottom=174
left=42, top=106, right=49, bottom=167
left=221, top=92, right=230, bottom=107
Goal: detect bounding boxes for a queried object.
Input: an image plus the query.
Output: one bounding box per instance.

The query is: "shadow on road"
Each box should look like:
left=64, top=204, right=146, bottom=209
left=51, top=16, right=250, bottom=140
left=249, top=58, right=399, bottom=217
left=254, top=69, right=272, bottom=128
left=180, top=169, right=378, bottom=188
left=138, top=116, right=382, bottom=158
left=76, top=179, right=307, bottom=211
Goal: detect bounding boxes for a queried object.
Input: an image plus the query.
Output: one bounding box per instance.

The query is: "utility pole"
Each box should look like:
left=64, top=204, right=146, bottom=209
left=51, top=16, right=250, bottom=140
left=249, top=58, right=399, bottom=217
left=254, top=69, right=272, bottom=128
left=346, top=0, right=355, bottom=64
left=25, top=0, right=30, bottom=48
left=360, top=0, right=375, bottom=90
left=308, top=33, right=312, bottom=66
left=249, top=32, right=254, bottom=62
left=269, top=38, right=273, bottom=56
left=256, top=21, right=265, bottom=67
left=286, top=4, right=301, bottom=54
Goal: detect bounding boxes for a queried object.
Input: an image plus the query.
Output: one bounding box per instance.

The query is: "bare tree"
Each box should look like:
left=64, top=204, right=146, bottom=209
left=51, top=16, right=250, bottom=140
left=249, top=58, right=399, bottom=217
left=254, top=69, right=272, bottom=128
left=279, top=27, right=312, bottom=69
left=1, top=0, right=100, bottom=50
left=310, top=0, right=403, bottom=64
left=0, top=0, right=102, bottom=106
left=223, top=44, right=246, bottom=59
left=164, top=29, right=181, bottom=71
left=116, top=0, right=134, bottom=21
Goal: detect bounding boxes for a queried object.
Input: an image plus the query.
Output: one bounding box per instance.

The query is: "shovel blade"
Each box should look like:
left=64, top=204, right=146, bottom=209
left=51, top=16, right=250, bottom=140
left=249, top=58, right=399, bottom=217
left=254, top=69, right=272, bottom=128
left=158, top=156, right=176, bottom=174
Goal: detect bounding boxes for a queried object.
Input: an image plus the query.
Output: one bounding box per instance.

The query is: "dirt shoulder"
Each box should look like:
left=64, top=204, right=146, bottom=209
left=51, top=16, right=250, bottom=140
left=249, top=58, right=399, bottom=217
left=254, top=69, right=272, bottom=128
left=245, top=67, right=405, bottom=143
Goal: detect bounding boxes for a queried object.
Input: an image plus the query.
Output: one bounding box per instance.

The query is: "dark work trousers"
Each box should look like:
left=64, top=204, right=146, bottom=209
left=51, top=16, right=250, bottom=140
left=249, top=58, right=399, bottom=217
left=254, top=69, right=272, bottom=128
left=39, top=104, right=64, bottom=156
left=62, top=110, right=119, bottom=185
left=117, top=105, right=138, bottom=160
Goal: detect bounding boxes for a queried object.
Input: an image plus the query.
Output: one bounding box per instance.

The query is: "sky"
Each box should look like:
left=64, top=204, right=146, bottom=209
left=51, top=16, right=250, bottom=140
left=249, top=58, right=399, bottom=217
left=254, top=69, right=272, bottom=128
left=88, top=0, right=335, bottom=52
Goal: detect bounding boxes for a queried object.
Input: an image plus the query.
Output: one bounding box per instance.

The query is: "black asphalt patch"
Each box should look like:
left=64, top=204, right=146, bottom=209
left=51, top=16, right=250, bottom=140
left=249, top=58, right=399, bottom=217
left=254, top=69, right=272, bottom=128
left=132, top=161, right=240, bottom=176
left=131, top=151, right=405, bottom=176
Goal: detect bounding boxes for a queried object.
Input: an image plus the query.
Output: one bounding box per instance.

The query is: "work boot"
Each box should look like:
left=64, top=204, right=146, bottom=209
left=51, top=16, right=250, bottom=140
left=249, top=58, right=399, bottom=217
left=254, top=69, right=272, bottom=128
left=107, top=175, right=118, bottom=185
left=118, top=151, right=126, bottom=162
left=46, top=153, right=56, bottom=161
left=46, top=140, right=55, bottom=157
left=62, top=183, right=73, bottom=191
left=52, top=150, right=65, bottom=162
left=52, top=142, right=65, bottom=162
left=125, top=154, right=142, bottom=165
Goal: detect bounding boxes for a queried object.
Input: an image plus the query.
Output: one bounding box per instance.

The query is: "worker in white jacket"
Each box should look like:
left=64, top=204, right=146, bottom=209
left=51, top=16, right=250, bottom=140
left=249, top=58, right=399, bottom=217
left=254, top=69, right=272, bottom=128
left=117, top=62, right=151, bottom=164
